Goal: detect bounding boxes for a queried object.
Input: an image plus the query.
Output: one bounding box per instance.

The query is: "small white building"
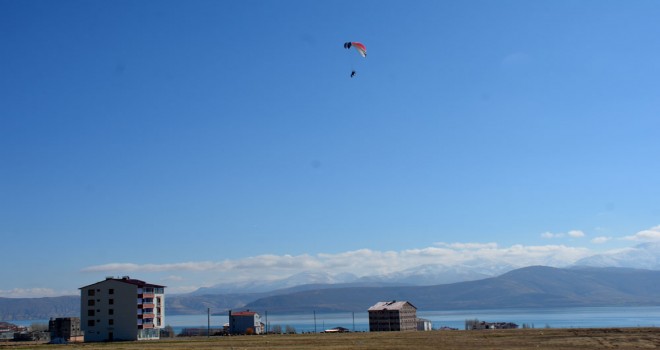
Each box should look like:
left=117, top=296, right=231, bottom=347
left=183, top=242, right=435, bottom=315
left=80, top=276, right=165, bottom=342
left=417, top=318, right=432, bottom=331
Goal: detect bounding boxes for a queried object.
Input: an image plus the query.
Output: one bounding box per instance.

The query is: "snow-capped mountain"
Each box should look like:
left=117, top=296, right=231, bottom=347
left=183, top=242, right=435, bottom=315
left=359, top=260, right=519, bottom=286
left=190, top=271, right=358, bottom=295
left=188, top=242, right=660, bottom=295
left=574, top=242, right=660, bottom=269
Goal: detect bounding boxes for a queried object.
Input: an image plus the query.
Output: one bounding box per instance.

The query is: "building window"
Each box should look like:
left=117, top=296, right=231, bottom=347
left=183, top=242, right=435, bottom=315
left=88, top=310, right=95, bottom=316
left=109, top=288, right=114, bottom=294
left=88, top=299, right=95, bottom=306
left=108, top=319, right=114, bottom=326
left=87, top=320, right=95, bottom=327
left=109, top=299, right=114, bottom=305
left=109, top=309, right=114, bottom=315
left=87, top=289, right=95, bottom=296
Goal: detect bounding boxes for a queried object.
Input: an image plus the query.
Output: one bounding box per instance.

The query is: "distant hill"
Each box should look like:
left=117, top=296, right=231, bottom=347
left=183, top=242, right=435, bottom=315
left=0, top=296, right=78, bottom=321
left=242, top=266, right=660, bottom=313
left=190, top=271, right=360, bottom=295
left=167, top=281, right=410, bottom=315
left=3, top=266, right=660, bottom=320
left=186, top=242, right=660, bottom=297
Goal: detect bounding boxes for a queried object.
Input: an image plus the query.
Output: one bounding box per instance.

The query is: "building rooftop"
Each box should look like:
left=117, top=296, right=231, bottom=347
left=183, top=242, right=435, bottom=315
left=231, top=311, right=258, bottom=316
left=368, top=300, right=417, bottom=311
left=79, top=276, right=165, bottom=289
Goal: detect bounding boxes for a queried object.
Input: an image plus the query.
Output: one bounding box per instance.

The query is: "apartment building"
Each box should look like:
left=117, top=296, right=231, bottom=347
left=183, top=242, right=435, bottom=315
left=80, top=276, right=165, bottom=342
left=368, top=300, right=418, bottom=332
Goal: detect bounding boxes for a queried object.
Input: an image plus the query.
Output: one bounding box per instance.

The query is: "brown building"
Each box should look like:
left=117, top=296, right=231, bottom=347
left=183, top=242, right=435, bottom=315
left=368, top=300, right=418, bottom=332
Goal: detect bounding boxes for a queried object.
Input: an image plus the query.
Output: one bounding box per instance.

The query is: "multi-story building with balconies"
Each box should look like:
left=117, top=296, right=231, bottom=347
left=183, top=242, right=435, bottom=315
left=80, top=276, right=165, bottom=342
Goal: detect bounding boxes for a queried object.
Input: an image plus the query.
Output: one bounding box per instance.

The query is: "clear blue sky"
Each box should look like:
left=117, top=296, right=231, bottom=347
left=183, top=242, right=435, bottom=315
left=2, top=0, right=660, bottom=296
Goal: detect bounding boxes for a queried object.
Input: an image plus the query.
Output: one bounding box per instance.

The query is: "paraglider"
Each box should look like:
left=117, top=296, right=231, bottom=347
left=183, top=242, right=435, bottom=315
left=344, top=42, right=367, bottom=57
left=344, top=41, right=366, bottom=77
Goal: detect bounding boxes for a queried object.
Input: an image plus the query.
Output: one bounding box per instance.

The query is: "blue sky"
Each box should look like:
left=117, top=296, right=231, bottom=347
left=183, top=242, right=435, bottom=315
left=1, top=0, right=660, bottom=296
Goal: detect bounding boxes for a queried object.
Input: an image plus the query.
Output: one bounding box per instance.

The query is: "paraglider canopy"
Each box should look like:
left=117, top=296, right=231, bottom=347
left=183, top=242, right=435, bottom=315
left=344, top=41, right=366, bottom=57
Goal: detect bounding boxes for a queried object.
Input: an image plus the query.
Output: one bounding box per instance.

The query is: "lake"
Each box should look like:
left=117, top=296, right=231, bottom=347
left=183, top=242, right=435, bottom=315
left=11, top=306, right=660, bottom=334
left=164, top=306, right=660, bottom=334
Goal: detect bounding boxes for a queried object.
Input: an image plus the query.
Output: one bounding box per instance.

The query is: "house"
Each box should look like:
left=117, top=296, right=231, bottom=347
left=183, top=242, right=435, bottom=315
left=49, top=317, right=83, bottom=343
left=466, top=319, right=519, bottom=330
left=323, top=327, right=350, bottom=333
left=0, top=322, right=22, bottom=342
left=416, top=318, right=432, bottom=331
left=228, top=310, right=264, bottom=335
left=368, top=300, right=418, bottom=332
left=80, top=276, right=165, bottom=342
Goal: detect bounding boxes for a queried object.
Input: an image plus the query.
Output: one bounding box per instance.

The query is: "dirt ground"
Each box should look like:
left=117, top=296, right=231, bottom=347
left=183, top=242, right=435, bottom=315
left=1, top=328, right=659, bottom=350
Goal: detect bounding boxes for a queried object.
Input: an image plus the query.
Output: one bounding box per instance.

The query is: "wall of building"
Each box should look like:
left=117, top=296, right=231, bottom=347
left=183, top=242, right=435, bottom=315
left=229, top=313, right=262, bottom=334
left=82, top=279, right=139, bottom=342
left=368, top=302, right=418, bottom=332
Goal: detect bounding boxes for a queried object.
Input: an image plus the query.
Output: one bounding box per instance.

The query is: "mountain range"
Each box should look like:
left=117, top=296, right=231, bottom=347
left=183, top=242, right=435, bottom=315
left=2, top=242, right=660, bottom=320
left=240, top=266, right=660, bottom=313
left=189, top=242, right=660, bottom=295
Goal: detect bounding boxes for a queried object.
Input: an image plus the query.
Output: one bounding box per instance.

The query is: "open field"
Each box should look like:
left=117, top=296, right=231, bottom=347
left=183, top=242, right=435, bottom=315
left=1, top=328, right=659, bottom=350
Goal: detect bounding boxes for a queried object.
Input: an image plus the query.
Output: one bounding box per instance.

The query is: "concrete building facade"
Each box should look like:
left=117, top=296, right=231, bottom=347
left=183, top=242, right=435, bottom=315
left=368, top=300, right=418, bottom=332
left=80, top=276, right=165, bottom=342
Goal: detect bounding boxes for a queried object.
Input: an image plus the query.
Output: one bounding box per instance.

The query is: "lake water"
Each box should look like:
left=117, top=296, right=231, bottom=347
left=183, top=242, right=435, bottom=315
left=12, top=306, right=660, bottom=334
left=163, top=306, right=660, bottom=334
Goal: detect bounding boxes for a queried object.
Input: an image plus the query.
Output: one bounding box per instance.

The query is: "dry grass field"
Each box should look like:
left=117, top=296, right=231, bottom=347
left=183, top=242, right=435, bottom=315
left=1, top=328, right=659, bottom=350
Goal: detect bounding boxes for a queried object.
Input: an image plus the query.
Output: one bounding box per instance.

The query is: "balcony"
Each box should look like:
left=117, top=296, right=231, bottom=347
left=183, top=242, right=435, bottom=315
left=138, top=319, right=155, bottom=329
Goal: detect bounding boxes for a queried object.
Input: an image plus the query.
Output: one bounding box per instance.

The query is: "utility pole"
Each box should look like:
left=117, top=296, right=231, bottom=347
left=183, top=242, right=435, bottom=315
left=207, top=308, right=210, bottom=337
left=313, top=311, right=317, bottom=333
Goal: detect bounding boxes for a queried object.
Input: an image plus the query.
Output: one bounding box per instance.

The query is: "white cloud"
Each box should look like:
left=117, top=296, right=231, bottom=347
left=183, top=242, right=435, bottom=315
left=0, top=288, right=76, bottom=298
left=434, top=242, right=499, bottom=250
left=623, top=225, right=660, bottom=241
left=541, top=230, right=585, bottom=239
left=568, top=230, right=585, bottom=238
left=163, top=275, right=184, bottom=282
left=166, top=285, right=202, bottom=294
left=591, top=236, right=612, bottom=244
left=541, top=232, right=563, bottom=239
left=81, top=242, right=593, bottom=286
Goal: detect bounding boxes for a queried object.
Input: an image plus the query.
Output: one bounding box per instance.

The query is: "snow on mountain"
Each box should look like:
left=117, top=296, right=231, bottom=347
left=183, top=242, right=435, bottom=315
left=190, top=271, right=358, bottom=295
left=188, top=243, right=660, bottom=295
left=359, top=260, right=519, bottom=286
left=574, top=242, right=660, bottom=269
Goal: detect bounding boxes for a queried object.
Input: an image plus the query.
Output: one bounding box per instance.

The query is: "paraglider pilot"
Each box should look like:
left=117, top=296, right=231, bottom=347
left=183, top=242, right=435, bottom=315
left=351, top=70, right=356, bottom=78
